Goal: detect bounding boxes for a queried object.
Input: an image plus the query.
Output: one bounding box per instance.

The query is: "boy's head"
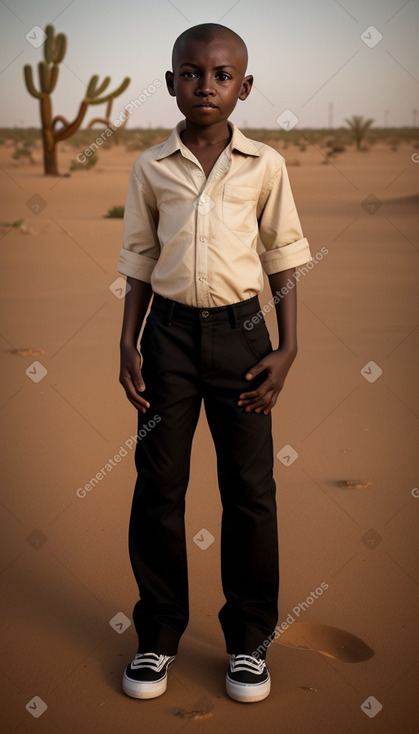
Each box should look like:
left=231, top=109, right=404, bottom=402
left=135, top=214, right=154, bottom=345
left=166, top=23, right=253, bottom=127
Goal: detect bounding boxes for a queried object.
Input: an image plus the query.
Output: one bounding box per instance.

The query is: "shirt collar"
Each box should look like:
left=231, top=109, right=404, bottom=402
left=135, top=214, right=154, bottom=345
left=155, top=119, right=260, bottom=160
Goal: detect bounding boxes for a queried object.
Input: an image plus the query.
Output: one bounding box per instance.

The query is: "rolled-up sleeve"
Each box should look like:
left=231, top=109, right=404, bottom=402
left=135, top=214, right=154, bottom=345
left=258, top=160, right=311, bottom=274
left=117, top=166, right=160, bottom=282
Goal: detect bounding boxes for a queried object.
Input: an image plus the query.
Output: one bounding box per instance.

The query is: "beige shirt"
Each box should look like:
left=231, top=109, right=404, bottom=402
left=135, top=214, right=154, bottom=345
left=117, top=120, right=311, bottom=307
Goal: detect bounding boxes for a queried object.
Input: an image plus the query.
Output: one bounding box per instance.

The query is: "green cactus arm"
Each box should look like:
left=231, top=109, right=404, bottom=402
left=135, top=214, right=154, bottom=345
left=86, top=74, right=100, bottom=98
left=87, top=76, right=130, bottom=105
left=41, top=61, right=59, bottom=94
left=24, top=65, right=42, bottom=98
left=54, top=33, right=67, bottom=63
left=44, top=24, right=67, bottom=64
left=48, top=64, right=59, bottom=93
left=85, top=75, right=111, bottom=100
left=38, top=61, right=49, bottom=92
left=44, top=25, right=55, bottom=64
left=95, top=76, right=111, bottom=97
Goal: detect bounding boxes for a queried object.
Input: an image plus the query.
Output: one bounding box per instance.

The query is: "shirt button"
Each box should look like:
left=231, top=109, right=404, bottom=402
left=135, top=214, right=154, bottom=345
left=201, top=310, right=209, bottom=318
left=199, top=237, right=206, bottom=243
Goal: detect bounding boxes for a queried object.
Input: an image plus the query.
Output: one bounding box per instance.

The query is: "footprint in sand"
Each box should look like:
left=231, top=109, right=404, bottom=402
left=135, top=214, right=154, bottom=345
left=277, top=622, right=374, bottom=662
left=170, top=696, right=214, bottom=720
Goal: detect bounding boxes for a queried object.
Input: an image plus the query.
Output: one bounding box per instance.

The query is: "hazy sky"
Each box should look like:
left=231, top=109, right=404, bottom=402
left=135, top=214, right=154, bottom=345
left=0, top=0, right=418, bottom=129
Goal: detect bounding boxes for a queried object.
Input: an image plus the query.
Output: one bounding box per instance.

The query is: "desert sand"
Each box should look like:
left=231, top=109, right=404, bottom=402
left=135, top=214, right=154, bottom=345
left=1, top=136, right=418, bottom=733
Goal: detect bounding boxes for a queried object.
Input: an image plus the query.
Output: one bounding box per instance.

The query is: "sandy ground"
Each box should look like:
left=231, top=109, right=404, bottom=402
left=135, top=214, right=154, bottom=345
left=0, top=138, right=418, bottom=733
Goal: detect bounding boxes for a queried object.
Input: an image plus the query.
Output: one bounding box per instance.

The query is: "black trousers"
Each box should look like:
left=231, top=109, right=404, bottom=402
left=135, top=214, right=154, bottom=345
left=128, top=293, right=279, bottom=658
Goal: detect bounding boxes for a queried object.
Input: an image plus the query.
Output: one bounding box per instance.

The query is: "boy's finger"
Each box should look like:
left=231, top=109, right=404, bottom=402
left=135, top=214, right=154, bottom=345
left=238, top=383, right=270, bottom=402
left=121, top=374, right=143, bottom=397
left=245, top=361, right=266, bottom=380
left=131, top=369, right=146, bottom=392
left=239, top=392, right=259, bottom=405
left=242, top=395, right=271, bottom=412
left=128, top=397, right=148, bottom=413
left=245, top=402, right=269, bottom=412
left=129, top=390, right=150, bottom=407
left=125, top=381, right=150, bottom=409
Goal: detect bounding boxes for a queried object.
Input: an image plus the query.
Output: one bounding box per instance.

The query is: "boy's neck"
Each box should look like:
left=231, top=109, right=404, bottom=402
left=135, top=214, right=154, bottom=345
left=181, top=120, right=232, bottom=149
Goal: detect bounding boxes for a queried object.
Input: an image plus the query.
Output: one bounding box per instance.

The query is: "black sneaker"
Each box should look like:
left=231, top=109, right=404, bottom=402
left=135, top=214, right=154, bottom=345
left=226, top=654, right=271, bottom=702
left=122, top=652, right=176, bottom=699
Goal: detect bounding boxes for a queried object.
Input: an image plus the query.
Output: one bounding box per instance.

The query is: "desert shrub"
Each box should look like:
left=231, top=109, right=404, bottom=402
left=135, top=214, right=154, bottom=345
left=388, top=135, right=400, bottom=151
left=12, top=146, right=35, bottom=163
left=0, top=128, right=40, bottom=146
left=11, top=139, right=36, bottom=163
left=0, top=218, right=24, bottom=227
left=70, top=151, right=98, bottom=170
left=105, top=205, right=124, bottom=218
left=330, top=144, right=346, bottom=154
left=324, top=138, right=346, bottom=158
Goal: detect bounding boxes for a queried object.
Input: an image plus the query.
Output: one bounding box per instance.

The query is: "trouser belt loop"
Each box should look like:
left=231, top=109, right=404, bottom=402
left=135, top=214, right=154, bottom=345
left=227, top=304, right=238, bottom=329
left=165, top=300, right=175, bottom=326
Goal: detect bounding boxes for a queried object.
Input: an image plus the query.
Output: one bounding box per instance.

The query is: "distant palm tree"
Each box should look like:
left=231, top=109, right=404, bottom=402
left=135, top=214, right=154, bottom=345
left=344, top=115, right=375, bottom=150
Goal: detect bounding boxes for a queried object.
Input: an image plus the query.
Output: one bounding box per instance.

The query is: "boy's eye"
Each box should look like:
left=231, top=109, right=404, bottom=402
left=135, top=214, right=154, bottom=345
left=181, top=70, right=231, bottom=81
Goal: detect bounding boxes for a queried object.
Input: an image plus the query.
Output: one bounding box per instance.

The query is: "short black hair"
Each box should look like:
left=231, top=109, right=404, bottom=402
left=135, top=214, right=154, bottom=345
left=172, top=23, right=248, bottom=69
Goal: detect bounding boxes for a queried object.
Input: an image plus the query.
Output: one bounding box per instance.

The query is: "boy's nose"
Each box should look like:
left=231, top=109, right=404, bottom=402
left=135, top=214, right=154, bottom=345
left=196, top=74, right=215, bottom=95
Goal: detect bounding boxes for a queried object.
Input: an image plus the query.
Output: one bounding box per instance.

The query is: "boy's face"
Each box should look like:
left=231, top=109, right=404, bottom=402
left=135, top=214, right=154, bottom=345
left=166, top=37, right=253, bottom=127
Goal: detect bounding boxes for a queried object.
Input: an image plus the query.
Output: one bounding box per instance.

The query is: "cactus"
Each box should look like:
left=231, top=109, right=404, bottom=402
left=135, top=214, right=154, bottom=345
left=86, top=97, right=129, bottom=134
left=23, top=25, right=130, bottom=175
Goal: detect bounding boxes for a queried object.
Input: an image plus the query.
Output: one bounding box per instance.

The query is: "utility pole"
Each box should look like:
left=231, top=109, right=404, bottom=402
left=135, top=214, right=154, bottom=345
left=328, top=102, right=333, bottom=128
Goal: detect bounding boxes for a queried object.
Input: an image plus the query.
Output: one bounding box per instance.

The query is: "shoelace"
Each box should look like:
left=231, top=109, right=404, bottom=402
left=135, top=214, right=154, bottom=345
left=230, top=654, right=266, bottom=674
left=131, top=653, right=172, bottom=671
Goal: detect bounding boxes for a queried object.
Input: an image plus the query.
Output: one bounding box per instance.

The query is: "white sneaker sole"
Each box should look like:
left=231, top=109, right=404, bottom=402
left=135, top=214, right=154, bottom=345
left=122, top=671, right=168, bottom=699
left=226, top=671, right=271, bottom=703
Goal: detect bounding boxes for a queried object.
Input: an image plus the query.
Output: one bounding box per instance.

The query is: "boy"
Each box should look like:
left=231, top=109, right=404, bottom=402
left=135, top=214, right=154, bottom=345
left=117, top=23, right=311, bottom=703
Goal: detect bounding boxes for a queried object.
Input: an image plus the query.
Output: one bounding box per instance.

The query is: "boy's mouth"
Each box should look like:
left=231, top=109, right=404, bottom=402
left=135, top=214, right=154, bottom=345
left=194, top=102, right=218, bottom=109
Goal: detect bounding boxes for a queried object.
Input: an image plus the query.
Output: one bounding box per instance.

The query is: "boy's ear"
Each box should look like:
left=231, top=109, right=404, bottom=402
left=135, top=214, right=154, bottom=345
left=238, top=74, right=253, bottom=101
left=165, top=70, right=176, bottom=97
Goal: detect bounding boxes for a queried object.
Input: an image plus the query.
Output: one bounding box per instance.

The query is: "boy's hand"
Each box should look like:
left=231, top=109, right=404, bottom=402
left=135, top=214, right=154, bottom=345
left=119, top=344, right=150, bottom=413
left=238, top=347, right=297, bottom=414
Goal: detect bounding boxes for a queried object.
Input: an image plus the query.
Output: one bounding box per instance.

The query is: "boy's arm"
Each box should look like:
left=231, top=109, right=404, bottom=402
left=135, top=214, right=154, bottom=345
left=238, top=268, right=297, bottom=415
left=119, top=276, right=153, bottom=413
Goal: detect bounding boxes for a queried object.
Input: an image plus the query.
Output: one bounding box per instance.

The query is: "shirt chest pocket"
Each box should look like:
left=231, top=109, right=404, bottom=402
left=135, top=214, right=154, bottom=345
left=222, top=185, right=259, bottom=233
